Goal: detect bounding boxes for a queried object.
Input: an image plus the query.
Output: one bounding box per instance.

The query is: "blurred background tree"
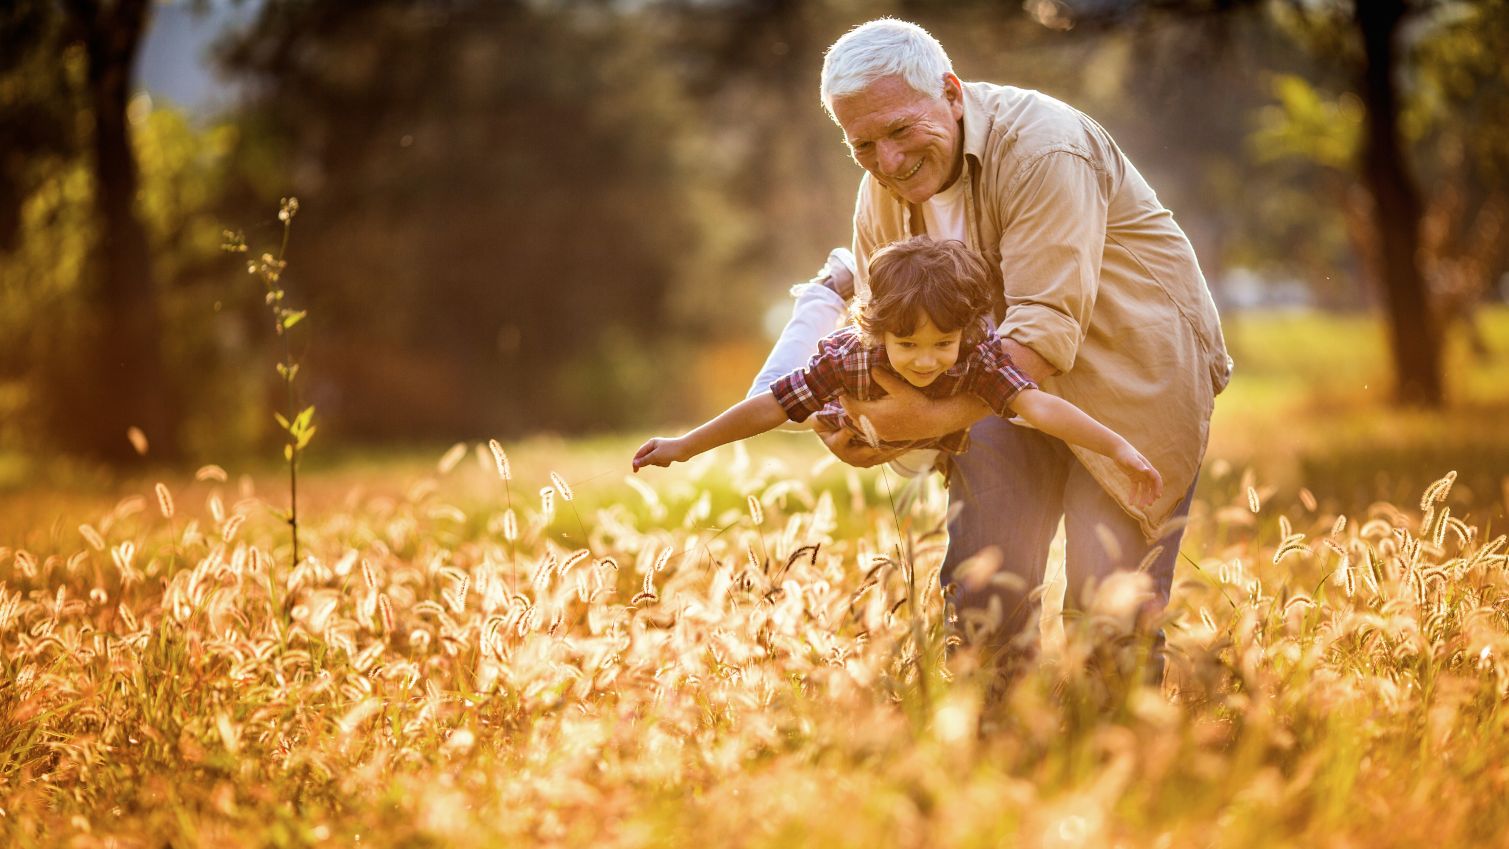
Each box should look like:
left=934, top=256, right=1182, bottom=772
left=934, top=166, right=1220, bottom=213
left=1, top=0, right=185, bottom=463
left=1, top=0, right=1505, bottom=468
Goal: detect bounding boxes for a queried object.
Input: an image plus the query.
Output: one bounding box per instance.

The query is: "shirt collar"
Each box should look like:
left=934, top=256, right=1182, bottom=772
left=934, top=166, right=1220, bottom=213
left=875, top=80, right=990, bottom=206
left=959, top=80, right=991, bottom=175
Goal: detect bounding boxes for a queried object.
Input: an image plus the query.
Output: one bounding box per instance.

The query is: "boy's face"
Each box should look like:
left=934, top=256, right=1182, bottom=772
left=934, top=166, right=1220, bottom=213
left=883, top=311, right=962, bottom=387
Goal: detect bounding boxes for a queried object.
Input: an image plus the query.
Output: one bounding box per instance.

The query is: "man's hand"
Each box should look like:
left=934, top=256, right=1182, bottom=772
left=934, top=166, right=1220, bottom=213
left=840, top=368, right=990, bottom=442
left=814, top=423, right=908, bottom=469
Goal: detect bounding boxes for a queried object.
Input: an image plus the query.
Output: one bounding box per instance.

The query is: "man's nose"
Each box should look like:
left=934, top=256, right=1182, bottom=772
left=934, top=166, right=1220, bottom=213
left=877, top=141, right=906, bottom=176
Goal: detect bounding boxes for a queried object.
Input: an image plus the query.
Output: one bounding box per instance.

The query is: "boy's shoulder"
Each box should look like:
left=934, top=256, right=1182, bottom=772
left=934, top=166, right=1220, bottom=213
left=964, top=320, right=1005, bottom=361
left=816, top=324, right=870, bottom=355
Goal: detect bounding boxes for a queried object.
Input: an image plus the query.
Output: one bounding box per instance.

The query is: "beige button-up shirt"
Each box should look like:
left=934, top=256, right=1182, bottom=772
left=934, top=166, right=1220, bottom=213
left=853, top=81, right=1232, bottom=539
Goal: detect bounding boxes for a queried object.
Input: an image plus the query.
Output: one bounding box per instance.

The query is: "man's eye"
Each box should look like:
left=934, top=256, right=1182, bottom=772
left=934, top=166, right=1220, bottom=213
left=890, top=126, right=910, bottom=138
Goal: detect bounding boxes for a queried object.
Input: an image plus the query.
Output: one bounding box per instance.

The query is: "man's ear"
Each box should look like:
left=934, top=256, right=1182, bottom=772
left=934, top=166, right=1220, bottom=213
left=943, top=73, right=964, bottom=120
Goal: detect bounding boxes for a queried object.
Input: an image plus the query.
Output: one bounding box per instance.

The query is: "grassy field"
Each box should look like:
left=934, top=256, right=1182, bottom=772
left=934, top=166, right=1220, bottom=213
left=2, top=309, right=1508, bottom=847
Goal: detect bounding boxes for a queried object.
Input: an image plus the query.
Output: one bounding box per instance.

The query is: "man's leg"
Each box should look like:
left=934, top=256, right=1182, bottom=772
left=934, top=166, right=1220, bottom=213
left=1061, top=466, right=1198, bottom=680
left=940, top=417, right=1071, bottom=651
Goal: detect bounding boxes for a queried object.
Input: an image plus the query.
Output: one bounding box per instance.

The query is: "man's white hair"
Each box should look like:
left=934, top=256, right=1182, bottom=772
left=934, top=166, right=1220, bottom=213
left=820, top=18, right=954, bottom=119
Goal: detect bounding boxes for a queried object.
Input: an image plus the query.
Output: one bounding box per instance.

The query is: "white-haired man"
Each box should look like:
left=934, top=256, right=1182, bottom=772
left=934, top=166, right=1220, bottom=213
left=752, top=19, right=1232, bottom=667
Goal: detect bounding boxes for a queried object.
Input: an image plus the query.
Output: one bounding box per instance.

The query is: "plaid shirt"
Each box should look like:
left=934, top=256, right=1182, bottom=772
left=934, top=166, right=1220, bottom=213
left=769, top=323, right=1037, bottom=455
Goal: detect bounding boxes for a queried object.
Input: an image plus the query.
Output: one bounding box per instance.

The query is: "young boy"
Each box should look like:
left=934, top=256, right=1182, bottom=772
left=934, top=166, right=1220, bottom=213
left=633, top=236, right=1163, bottom=507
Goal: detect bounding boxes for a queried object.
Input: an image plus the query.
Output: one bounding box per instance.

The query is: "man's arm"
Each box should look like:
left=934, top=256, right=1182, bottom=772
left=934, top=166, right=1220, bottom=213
left=994, top=151, right=1110, bottom=375
left=834, top=369, right=989, bottom=443
left=745, top=251, right=854, bottom=425
left=997, top=337, right=1055, bottom=385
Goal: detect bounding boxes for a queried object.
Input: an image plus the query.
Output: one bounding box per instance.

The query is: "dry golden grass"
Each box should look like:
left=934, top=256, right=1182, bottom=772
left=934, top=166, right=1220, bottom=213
left=2, top=439, right=1509, bottom=848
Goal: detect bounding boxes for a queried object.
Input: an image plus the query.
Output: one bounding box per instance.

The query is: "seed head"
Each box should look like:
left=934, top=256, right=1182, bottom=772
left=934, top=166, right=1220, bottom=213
left=561, top=549, right=590, bottom=575
left=79, top=524, right=106, bottom=552
left=154, top=482, right=175, bottom=519
left=437, top=442, right=467, bottom=474
left=857, top=415, right=881, bottom=449
left=488, top=440, right=511, bottom=481
left=378, top=594, right=395, bottom=633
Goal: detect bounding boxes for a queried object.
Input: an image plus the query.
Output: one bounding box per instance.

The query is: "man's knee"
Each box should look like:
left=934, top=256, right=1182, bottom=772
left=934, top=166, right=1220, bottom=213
left=941, top=545, right=1036, bottom=646
left=1063, top=474, right=1197, bottom=612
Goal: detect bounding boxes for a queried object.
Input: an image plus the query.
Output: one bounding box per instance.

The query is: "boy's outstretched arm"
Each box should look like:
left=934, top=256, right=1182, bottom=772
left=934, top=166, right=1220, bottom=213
left=1009, top=389, right=1164, bottom=506
left=633, top=393, right=789, bottom=472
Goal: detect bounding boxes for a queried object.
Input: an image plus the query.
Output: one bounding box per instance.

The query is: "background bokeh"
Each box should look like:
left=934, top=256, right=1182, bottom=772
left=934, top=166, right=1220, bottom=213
left=1, top=0, right=1506, bottom=492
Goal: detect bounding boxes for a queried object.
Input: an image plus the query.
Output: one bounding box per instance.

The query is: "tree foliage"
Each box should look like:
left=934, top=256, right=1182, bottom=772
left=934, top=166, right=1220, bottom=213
left=4, top=0, right=1508, bottom=461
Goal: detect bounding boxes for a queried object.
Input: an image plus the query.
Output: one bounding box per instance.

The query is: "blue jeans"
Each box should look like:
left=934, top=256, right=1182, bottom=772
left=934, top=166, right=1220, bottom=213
left=940, top=416, right=1197, bottom=653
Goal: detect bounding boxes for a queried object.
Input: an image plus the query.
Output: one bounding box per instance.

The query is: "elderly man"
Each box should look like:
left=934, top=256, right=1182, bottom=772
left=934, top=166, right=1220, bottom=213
left=750, top=19, right=1231, bottom=664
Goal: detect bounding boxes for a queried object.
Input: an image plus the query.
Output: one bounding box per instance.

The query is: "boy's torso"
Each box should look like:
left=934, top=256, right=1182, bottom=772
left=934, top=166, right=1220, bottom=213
left=810, top=325, right=989, bottom=455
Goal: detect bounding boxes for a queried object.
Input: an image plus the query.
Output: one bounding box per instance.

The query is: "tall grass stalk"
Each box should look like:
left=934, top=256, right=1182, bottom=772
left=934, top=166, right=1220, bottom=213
left=226, top=197, right=315, bottom=577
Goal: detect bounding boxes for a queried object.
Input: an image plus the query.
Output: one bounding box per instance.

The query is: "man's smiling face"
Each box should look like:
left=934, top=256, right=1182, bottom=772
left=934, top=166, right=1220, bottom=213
left=833, top=74, right=965, bottom=205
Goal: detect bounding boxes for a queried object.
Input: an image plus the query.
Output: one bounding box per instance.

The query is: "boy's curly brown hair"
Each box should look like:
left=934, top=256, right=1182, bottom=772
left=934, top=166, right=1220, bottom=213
left=852, top=236, right=995, bottom=348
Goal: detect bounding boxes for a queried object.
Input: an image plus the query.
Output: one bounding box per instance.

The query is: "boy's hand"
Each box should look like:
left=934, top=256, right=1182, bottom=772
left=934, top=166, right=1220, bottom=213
left=633, top=437, right=689, bottom=472
left=1114, top=443, right=1164, bottom=507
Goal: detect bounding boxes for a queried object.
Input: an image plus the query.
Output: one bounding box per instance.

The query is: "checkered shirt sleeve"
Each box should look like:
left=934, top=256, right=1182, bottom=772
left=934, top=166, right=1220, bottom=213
left=768, top=327, right=874, bottom=423
left=958, top=333, right=1038, bottom=417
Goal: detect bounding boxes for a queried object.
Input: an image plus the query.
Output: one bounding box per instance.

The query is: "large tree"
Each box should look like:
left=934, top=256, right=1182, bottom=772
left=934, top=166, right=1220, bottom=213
left=1353, top=0, right=1439, bottom=404
left=1045, top=0, right=1506, bottom=406
left=0, top=0, right=175, bottom=461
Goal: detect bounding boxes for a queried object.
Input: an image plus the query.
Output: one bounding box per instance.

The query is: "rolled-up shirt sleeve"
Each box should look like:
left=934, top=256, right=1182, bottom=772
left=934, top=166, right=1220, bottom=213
left=995, top=151, right=1110, bottom=375
left=960, top=342, right=1038, bottom=418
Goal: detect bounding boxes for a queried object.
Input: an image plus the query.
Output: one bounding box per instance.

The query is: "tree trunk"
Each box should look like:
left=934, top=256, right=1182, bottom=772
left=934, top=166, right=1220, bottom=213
left=1354, top=0, right=1443, bottom=406
left=67, top=0, right=176, bottom=461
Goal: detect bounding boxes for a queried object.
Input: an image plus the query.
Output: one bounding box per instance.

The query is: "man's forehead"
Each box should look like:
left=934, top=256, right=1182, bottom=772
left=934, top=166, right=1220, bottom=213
left=842, top=112, right=916, bottom=144
left=834, top=77, right=933, bottom=138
